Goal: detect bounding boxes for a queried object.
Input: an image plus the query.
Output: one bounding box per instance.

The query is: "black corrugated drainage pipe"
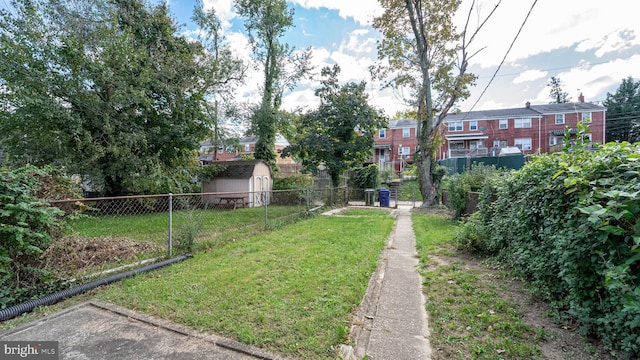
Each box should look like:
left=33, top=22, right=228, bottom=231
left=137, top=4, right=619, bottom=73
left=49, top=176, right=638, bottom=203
left=0, top=254, right=192, bottom=322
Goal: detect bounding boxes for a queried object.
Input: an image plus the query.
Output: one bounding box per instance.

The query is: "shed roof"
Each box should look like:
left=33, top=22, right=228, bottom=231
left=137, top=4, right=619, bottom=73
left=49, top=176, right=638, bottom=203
left=206, top=160, right=271, bottom=179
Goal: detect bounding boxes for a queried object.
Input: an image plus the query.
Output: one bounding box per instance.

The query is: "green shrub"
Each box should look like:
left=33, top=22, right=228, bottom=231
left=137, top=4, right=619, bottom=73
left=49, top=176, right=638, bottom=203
left=0, top=165, right=68, bottom=308
left=174, top=211, right=202, bottom=253
left=352, top=165, right=379, bottom=189
left=461, top=142, right=640, bottom=357
left=273, top=174, right=312, bottom=190
left=272, top=175, right=313, bottom=205
left=443, top=163, right=501, bottom=218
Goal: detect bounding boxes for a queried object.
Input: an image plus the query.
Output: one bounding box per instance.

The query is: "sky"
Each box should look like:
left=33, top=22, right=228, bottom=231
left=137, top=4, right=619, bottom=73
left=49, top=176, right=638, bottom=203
left=160, top=0, right=639, bottom=117
left=3, top=0, right=636, bottom=117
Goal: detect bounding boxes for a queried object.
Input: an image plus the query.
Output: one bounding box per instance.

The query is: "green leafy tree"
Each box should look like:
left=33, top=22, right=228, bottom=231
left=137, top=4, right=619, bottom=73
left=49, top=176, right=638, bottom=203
left=235, top=0, right=312, bottom=171
left=193, top=1, right=247, bottom=162
left=603, top=76, right=640, bottom=143
left=371, top=0, right=498, bottom=206
left=548, top=76, right=571, bottom=103
left=0, top=0, right=222, bottom=196
left=283, top=65, right=387, bottom=187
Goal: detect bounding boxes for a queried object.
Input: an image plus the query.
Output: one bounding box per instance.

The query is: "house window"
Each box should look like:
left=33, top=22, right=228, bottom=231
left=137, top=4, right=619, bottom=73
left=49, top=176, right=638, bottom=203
left=448, top=121, right=463, bottom=132
left=469, top=121, right=478, bottom=131
left=470, top=141, right=484, bottom=149
left=402, top=128, right=410, bottom=137
left=555, top=114, right=565, bottom=125
left=379, top=129, right=386, bottom=138
left=549, top=136, right=561, bottom=146
left=398, top=146, right=411, bottom=155
left=582, top=112, right=592, bottom=123
left=514, top=138, right=532, bottom=150
left=244, top=144, right=251, bottom=152
left=450, top=141, right=464, bottom=149
left=499, top=119, right=508, bottom=129
left=514, top=118, right=532, bottom=128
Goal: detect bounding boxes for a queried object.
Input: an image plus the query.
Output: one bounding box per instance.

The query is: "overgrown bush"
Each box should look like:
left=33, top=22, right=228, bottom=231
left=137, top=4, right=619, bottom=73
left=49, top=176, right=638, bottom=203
left=174, top=211, right=202, bottom=254
left=443, top=163, right=502, bottom=218
left=273, top=174, right=312, bottom=190
left=272, top=175, right=313, bottom=205
left=458, top=141, right=640, bottom=357
left=0, top=165, right=69, bottom=308
left=352, top=165, right=379, bottom=189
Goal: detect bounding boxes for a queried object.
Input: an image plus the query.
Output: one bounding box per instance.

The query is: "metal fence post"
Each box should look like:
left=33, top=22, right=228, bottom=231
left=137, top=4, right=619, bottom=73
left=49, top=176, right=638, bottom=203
left=168, top=193, right=173, bottom=257
left=263, top=191, right=268, bottom=229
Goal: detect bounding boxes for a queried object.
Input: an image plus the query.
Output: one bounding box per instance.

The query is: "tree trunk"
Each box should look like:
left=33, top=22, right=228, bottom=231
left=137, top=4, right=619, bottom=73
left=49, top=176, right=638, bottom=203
left=417, top=156, right=437, bottom=207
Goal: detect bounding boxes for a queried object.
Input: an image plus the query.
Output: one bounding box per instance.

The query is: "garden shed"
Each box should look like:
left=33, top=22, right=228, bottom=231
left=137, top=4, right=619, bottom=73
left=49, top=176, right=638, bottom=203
left=202, top=160, right=272, bottom=208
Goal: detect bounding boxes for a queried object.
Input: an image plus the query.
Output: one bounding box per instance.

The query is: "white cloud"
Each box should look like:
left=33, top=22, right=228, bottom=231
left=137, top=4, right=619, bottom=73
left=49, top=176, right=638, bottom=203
left=282, top=88, right=318, bottom=112
left=458, top=0, right=640, bottom=68
left=513, top=69, right=548, bottom=84
left=533, top=54, right=640, bottom=103
left=226, top=31, right=253, bottom=59
left=202, top=0, right=236, bottom=28
left=577, top=29, right=638, bottom=58
left=339, top=29, right=377, bottom=54
left=289, top=0, right=383, bottom=25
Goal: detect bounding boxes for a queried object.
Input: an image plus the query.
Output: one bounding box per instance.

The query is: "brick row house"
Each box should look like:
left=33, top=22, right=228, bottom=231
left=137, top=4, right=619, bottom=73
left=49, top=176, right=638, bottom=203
left=370, top=95, right=606, bottom=174
left=369, top=118, right=419, bottom=173
left=438, top=95, right=606, bottom=159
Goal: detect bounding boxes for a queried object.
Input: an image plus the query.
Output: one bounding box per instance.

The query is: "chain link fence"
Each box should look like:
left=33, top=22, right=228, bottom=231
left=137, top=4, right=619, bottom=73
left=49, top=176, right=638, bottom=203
left=45, top=185, right=415, bottom=280
left=46, top=188, right=348, bottom=277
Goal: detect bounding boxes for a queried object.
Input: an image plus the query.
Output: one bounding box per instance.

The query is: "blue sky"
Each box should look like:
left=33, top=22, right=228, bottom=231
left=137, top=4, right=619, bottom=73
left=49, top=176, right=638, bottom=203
left=161, top=0, right=640, bottom=117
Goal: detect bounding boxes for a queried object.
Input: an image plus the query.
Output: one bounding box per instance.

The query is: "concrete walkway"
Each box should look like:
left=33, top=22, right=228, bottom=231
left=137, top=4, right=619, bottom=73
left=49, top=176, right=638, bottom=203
left=342, top=205, right=432, bottom=360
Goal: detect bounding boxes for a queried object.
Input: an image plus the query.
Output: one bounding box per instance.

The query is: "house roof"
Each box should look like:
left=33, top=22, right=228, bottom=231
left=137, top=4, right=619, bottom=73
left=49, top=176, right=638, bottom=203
left=445, top=101, right=606, bottom=121
left=206, top=160, right=271, bottom=179
left=529, top=102, right=605, bottom=114
left=389, top=119, right=417, bottom=128
left=445, top=107, right=540, bottom=121
left=240, top=134, right=290, bottom=147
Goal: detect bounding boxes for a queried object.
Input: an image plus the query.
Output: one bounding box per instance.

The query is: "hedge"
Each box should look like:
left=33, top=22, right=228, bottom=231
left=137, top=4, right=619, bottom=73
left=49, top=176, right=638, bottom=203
left=458, top=141, right=640, bottom=357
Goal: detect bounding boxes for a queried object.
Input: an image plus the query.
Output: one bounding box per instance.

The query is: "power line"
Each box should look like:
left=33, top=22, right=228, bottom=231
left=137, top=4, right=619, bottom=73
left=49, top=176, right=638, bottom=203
left=464, top=0, right=538, bottom=115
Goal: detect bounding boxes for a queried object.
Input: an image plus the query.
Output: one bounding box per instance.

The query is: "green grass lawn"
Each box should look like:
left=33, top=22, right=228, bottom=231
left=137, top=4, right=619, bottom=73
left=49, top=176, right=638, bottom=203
left=95, top=209, right=395, bottom=359
left=413, top=212, right=544, bottom=359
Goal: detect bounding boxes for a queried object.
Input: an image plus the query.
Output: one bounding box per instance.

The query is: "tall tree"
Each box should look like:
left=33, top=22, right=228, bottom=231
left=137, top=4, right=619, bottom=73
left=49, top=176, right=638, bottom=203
left=548, top=76, right=571, bottom=103
left=0, top=0, right=234, bottom=196
left=283, top=65, right=387, bottom=187
left=603, top=76, right=640, bottom=143
left=235, top=0, right=311, bottom=171
left=193, top=1, right=247, bottom=162
left=372, top=0, right=498, bottom=206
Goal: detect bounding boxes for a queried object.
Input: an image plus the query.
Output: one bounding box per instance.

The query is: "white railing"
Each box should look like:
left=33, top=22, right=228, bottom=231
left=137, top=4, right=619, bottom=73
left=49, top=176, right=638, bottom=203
left=448, top=148, right=489, bottom=158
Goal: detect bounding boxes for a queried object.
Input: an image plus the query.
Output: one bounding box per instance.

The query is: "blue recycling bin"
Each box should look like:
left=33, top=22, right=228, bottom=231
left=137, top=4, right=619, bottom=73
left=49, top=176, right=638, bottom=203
left=378, top=188, right=390, bottom=207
